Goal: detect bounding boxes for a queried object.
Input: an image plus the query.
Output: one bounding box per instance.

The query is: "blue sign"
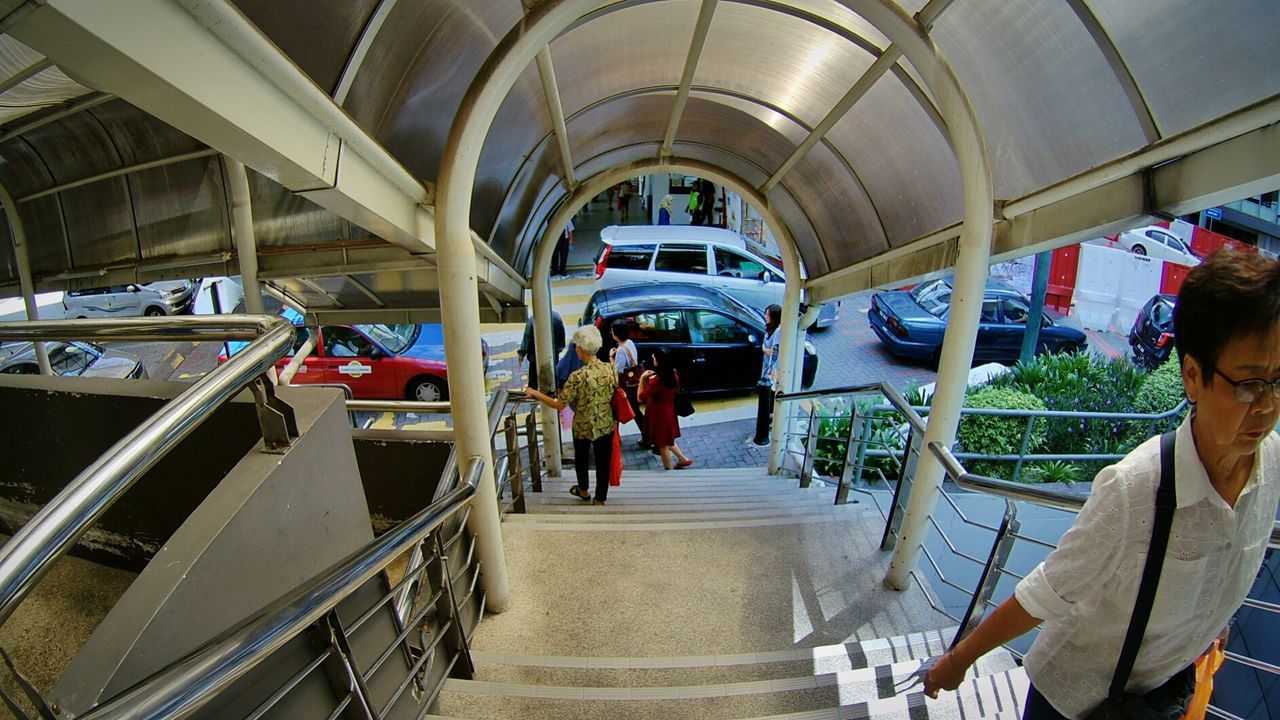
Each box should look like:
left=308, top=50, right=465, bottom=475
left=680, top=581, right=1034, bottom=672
left=1205, top=207, right=1223, bottom=219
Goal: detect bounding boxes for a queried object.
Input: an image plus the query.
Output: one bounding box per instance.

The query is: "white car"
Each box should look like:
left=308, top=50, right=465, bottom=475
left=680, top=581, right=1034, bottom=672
left=591, top=225, right=840, bottom=329
left=62, top=279, right=199, bottom=318
left=1117, top=226, right=1201, bottom=266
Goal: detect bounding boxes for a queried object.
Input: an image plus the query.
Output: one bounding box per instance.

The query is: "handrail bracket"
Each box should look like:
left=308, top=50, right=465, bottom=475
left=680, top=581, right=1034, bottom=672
left=250, top=376, right=299, bottom=452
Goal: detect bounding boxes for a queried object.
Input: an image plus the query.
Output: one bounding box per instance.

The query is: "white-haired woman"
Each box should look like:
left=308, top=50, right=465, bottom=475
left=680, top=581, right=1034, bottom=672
left=525, top=324, right=618, bottom=505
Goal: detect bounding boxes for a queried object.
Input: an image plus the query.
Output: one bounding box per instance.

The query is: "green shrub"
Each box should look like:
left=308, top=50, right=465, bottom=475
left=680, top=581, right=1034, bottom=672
left=956, top=387, right=1047, bottom=479
left=1024, top=461, right=1081, bottom=485
left=1123, top=354, right=1188, bottom=448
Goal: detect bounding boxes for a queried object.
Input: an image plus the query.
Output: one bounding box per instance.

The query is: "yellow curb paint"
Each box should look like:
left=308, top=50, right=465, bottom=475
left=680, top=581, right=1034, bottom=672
left=169, top=353, right=184, bottom=369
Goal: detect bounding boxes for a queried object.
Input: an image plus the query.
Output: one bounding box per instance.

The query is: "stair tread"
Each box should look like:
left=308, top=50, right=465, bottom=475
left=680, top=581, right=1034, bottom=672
left=504, top=505, right=869, bottom=526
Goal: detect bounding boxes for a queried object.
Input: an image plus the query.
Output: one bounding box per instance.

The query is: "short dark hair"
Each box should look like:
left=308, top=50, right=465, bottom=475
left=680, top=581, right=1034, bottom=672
left=611, top=319, right=629, bottom=340
left=1173, top=248, right=1280, bottom=383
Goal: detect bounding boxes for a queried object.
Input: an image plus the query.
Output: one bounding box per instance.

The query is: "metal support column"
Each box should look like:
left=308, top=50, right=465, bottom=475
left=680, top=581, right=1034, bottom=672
left=530, top=274, right=562, bottom=476
left=0, top=182, right=51, bottom=375
left=224, top=156, right=267, bottom=316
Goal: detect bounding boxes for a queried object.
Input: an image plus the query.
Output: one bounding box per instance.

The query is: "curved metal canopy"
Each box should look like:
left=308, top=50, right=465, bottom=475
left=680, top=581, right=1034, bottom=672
left=0, top=0, right=1276, bottom=310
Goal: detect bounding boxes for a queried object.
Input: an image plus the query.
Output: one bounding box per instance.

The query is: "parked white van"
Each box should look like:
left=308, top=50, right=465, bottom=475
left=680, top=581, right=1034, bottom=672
left=591, top=225, right=839, bottom=329
left=62, top=280, right=199, bottom=318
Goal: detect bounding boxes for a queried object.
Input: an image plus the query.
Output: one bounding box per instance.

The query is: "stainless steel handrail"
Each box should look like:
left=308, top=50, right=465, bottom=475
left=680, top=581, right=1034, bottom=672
left=79, top=456, right=486, bottom=720
left=346, top=399, right=452, bottom=414
left=777, top=381, right=927, bottom=432
left=928, top=440, right=1280, bottom=547
left=0, top=315, right=293, bottom=625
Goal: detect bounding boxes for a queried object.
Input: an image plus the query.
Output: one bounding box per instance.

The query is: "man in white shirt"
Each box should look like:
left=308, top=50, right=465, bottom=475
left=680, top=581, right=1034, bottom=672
left=925, top=249, right=1280, bottom=718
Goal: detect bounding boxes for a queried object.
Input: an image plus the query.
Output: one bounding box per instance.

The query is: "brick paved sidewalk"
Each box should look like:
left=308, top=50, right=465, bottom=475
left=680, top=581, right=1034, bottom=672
left=559, top=416, right=770, bottom=475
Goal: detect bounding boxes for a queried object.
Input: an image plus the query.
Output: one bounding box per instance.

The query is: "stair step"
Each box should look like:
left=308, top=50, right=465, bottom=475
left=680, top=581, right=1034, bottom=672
left=503, top=503, right=869, bottom=528
left=529, top=495, right=835, bottom=513
left=470, top=628, right=957, bottom=687
left=435, top=659, right=1025, bottom=719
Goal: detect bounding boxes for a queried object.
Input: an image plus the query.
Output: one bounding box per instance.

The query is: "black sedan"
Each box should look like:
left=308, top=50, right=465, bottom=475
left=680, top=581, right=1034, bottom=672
left=581, top=283, right=818, bottom=393
left=869, top=277, right=1088, bottom=366
left=1128, top=293, right=1176, bottom=370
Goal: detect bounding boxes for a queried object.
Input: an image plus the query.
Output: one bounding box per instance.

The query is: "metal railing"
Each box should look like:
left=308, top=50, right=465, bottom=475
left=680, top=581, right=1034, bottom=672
left=0, top=315, right=294, bottom=626
left=78, top=456, right=487, bottom=719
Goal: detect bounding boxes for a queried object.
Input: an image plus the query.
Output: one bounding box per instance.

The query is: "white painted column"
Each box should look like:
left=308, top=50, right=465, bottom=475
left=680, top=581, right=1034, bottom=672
left=0, top=183, right=51, bottom=375
left=767, top=241, right=805, bottom=475
left=224, top=157, right=266, bottom=316
left=530, top=271, right=562, bottom=475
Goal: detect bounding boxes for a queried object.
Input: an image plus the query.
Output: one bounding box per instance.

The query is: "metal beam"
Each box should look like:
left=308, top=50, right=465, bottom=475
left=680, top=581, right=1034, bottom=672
left=660, top=0, right=719, bottom=157
left=306, top=306, right=523, bottom=326
left=344, top=275, right=387, bottom=308
left=0, top=92, right=112, bottom=145
left=332, top=0, right=399, bottom=106
left=760, top=47, right=901, bottom=194
left=18, top=149, right=218, bottom=203
left=297, top=278, right=346, bottom=309
left=1065, top=0, right=1160, bottom=143
left=0, top=57, right=51, bottom=96
left=534, top=47, right=577, bottom=190
left=256, top=245, right=430, bottom=281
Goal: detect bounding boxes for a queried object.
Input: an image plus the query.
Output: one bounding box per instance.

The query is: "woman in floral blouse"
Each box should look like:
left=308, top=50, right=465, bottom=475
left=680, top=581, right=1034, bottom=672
left=525, top=324, right=617, bottom=505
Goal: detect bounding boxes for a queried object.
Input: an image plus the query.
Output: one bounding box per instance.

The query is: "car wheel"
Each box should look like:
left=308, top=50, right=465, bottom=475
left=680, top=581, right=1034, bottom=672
left=1057, top=341, right=1079, bottom=355
left=144, top=306, right=165, bottom=317
left=1131, top=244, right=1147, bottom=257
left=407, top=376, right=447, bottom=402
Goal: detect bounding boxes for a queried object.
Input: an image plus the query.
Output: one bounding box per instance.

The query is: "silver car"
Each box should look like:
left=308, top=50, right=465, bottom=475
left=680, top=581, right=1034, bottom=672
left=61, top=279, right=199, bottom=318
left=0, top=341, right=147, bottom=379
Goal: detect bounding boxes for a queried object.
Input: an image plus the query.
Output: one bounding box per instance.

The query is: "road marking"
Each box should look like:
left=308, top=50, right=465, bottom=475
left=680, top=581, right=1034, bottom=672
left=169, top=352, right=184, bottom=369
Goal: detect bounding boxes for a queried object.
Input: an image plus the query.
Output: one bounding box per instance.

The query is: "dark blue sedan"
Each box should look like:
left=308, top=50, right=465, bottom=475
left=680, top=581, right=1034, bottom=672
left=868, top=277, right=1088, bottom=366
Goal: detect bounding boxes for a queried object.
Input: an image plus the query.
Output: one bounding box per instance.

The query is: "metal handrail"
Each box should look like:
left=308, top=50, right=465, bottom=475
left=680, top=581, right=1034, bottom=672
left=0, top=315, right=293, bottom=625
left=777, top=381, right=927, bottom=432
left=79, top=456, right=486, bottom=720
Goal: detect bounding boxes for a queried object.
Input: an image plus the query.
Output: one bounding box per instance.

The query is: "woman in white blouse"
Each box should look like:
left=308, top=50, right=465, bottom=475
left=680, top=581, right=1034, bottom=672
left=924, top=249, right=1280, bottom=719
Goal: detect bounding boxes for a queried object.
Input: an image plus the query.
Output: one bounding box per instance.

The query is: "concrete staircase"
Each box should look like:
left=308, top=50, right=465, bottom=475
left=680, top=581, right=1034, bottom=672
left=433, top=467, right=1028, bottom=719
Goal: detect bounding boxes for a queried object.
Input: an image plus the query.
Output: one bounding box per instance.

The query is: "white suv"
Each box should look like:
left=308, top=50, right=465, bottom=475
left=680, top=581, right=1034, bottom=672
left=591, top=225, right=839, bottom=328
left=62, top=280, right=199, bottom=318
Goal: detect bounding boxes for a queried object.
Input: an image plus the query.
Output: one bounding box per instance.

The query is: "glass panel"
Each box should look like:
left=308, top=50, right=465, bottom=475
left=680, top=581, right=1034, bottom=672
left=688, top=310, right=752, bottom=344
left=933, top=0, right=1147, bottom=199
left=630, top=311, right=685, bottom=344
left=980, top=299, right=999, bottom=324
left=1002, top=298, right=1030, bottom=325
left=322, top=326, right=376, bottom=358
left=607, top=244, right=656, bottom=270
left=714, top=247, right=766, bottom=279
left=654, top=244, right=708, bottom=275
left=1088, top=0, right=1280, bottom=135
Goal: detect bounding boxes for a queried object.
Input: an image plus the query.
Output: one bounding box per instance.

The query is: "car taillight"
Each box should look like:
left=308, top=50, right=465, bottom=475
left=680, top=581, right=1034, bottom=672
left=886, top=316, right=908, bottom=339
left=594, top=246, right=611, bottom=280
left=594, top=315, right=604, bottom=329
left=1156, top=332, right=1172, bottom=348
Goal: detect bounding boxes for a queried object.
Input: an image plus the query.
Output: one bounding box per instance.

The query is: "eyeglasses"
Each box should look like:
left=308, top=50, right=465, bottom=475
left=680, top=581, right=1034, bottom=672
left=1214, top=368, right=1280, bottom=404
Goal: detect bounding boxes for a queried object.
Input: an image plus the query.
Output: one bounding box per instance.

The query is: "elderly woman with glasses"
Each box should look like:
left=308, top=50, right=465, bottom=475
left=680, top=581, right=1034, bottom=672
left=925, top=249, right=1280, bottom=719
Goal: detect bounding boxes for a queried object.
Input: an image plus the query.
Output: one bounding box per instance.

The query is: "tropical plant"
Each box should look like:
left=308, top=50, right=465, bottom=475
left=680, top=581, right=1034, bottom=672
left=1123, top=353, right=1188, bottom=448
left=1023, top=460, right=1081, bottom=485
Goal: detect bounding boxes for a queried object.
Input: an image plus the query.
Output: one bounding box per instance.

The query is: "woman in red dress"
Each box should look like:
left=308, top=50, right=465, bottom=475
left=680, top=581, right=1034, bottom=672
left=638, top=348, right=694, bottom=470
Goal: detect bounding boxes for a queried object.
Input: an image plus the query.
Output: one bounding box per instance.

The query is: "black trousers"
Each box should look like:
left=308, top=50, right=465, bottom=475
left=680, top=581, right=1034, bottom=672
left=573, top=432, right=613, bottom=502
left=1022, top=685, right=1068, bottom=720
left=551, top=239, right=570, bottom=275
left=753, top=385, right=775, bottom=444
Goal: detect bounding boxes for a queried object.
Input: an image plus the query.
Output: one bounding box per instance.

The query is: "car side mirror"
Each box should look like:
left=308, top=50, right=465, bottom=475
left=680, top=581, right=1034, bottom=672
left=759, top=271, right=771, bottom=283
left=370, top=348, right=387, bottom=360
left=127, top=285, right=140, bottom=293
left=748, top=334, right=758, bottom=344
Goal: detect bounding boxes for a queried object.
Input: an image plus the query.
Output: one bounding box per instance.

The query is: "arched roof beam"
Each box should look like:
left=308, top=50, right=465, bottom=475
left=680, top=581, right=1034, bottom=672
left=759, top=0, right=953, bottom=196
left=490, top=84, right=881, bottom=255
left=332, top=0, right=400, bottom=106
left=534, top=48, right=578, bottom=191
left=514, top=139, right=823, bottom=272
left=1064, top=0, right=1161, bottom=144
left=660, top=0, right=719, bottom=158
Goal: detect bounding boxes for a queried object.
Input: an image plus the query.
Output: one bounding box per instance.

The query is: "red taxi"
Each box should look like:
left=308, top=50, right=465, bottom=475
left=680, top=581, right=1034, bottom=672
left=222, top=320, right=488, bottom=401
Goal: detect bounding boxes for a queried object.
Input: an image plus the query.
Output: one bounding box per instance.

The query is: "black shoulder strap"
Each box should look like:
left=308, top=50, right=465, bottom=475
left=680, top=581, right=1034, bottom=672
left=1107, top=431, right=1179, bottom=700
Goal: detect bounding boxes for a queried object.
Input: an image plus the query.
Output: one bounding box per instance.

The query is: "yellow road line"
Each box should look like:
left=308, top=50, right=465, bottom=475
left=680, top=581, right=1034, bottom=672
left=169, top=352, right=184, bottom=369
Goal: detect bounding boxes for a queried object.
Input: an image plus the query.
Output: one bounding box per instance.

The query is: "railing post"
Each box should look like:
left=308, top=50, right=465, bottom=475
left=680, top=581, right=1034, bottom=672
left=505, top=415, right=521, bottom=508
left=431, top=533, right=475, bottom=678
left=882, top=427, right=921, bottom=551
left=951, top=502, right=1020, bottom=650
left=1011, top=415, right=1036, bottom=482
left=800, top=401, right=819, bottom=488
left=525, top=408, right=542, bottom=493
left=835, top=403, right=860, bottom=505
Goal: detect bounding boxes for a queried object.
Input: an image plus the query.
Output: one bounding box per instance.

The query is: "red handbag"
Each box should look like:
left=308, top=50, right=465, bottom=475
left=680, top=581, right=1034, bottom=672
left=609, top=430, right=623, bottom=486
left=611, top=386, right=635, bottom=424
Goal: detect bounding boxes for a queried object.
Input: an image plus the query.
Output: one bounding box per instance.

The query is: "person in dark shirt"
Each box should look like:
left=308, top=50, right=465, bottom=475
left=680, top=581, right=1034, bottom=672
left=517, top=310, right=565, bottom=390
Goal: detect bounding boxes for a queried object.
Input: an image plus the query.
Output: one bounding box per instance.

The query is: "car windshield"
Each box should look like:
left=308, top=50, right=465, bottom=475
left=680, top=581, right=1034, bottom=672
left=358, top=323, right=417, bottom=354
left=910, top=279, right=952, bottom=317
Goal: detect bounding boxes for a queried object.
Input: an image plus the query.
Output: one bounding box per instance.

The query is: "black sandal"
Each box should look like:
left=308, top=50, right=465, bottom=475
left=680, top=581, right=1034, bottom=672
left=569, top=486, right=591, bottom=501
